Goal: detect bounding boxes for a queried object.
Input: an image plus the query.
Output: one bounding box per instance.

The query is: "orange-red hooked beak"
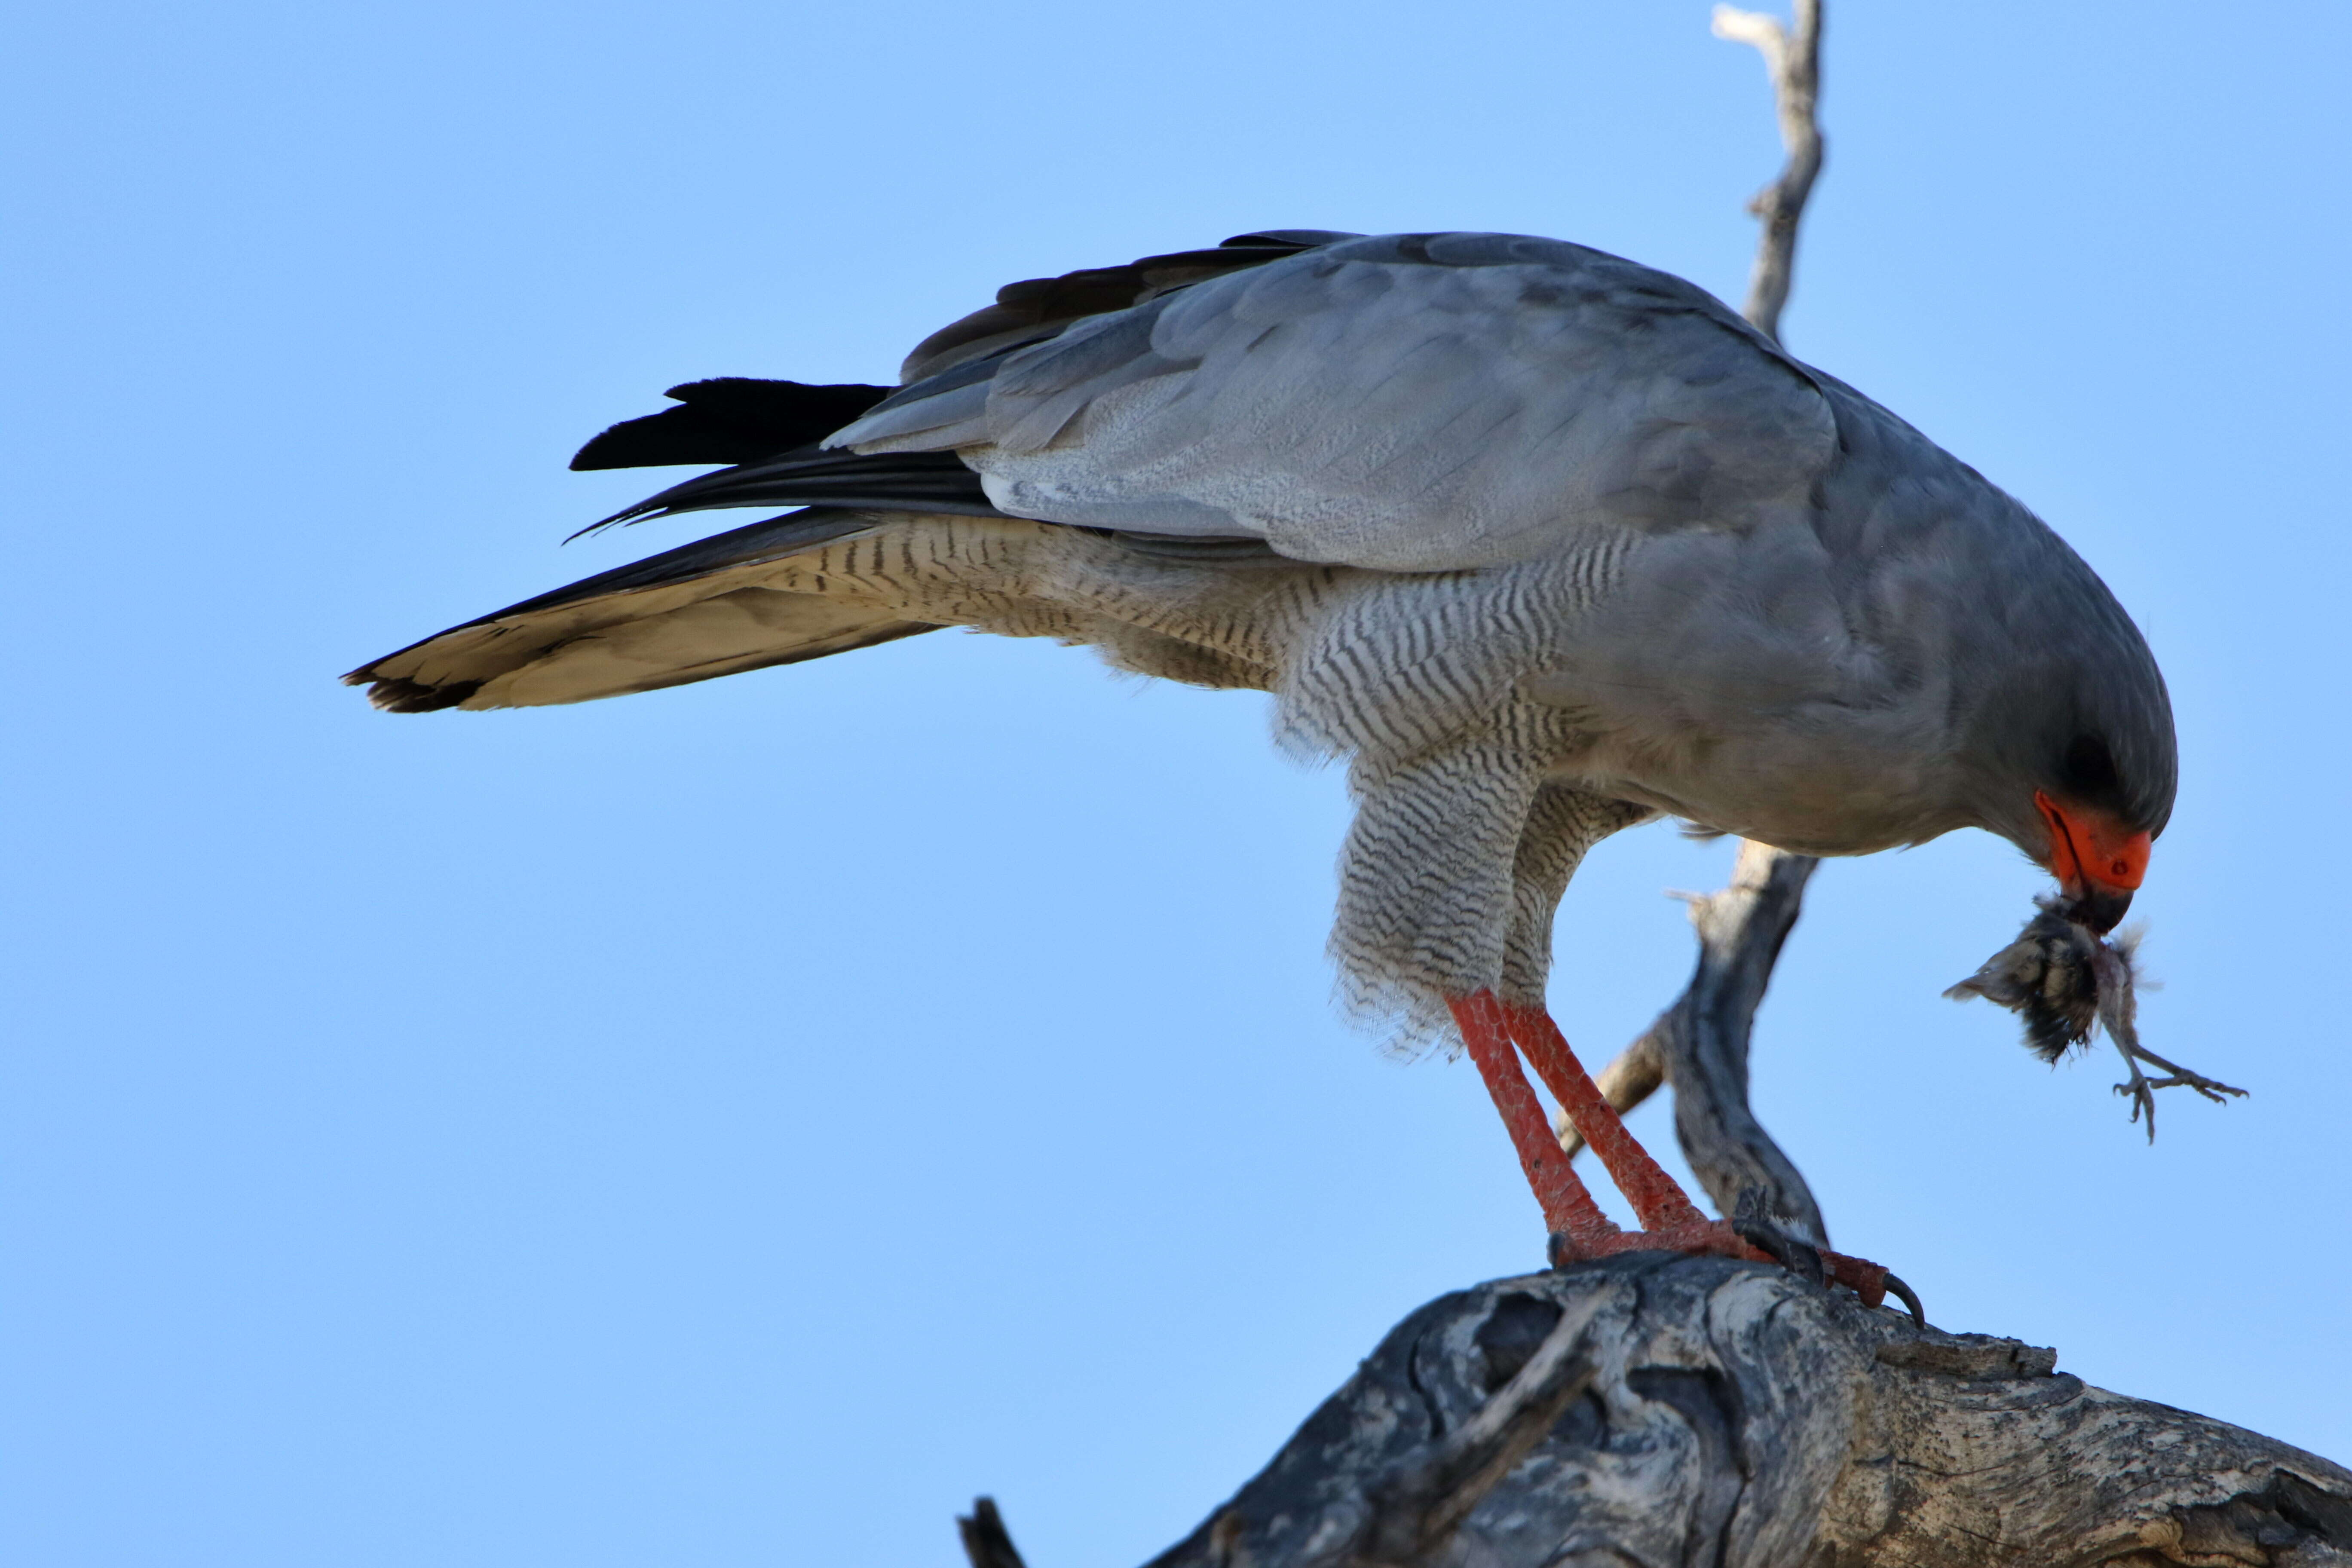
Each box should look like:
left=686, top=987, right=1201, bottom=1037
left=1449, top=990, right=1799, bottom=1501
left=2033, top=789, right=2150, bottom=933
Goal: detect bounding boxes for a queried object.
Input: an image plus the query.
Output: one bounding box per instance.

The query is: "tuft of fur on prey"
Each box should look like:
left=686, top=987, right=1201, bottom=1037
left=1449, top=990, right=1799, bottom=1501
left=1944, top=896, right=2133, bottom=1063
left=1947, top=897, right=2242, bottom=1138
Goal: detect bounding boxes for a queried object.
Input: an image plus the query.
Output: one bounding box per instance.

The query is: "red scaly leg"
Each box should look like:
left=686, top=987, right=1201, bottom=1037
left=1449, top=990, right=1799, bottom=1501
left=1498, top=1000, right=1709, bottom=1234
left=1452, top=992, right=1755, bottom=1266
left=1446, top=992, right=1621, bottom=1254
left=1499, top=997, right=1923, bottom=1317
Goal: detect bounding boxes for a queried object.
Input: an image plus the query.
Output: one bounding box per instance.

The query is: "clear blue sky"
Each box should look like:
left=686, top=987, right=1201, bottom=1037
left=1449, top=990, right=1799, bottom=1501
left=6, top=3, right=2347, bottom=1564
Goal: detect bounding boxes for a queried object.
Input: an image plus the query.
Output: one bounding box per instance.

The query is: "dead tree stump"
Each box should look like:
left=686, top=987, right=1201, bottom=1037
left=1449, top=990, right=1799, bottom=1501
left=1124, top=1256, right=2350, bottom=1568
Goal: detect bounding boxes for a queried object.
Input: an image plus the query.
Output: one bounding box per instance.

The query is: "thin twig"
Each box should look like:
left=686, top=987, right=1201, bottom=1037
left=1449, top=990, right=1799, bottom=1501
left=1712, top=0, right=1824, bottom=345
left=958, top=1497, right=1029, bottom=1568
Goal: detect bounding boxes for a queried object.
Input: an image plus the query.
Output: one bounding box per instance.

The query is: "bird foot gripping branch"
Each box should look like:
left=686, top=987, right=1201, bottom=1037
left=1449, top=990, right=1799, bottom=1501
left=1447, top=991, right=1923, bottom=1323
left=1946, top=897, right=2245, bottom=1142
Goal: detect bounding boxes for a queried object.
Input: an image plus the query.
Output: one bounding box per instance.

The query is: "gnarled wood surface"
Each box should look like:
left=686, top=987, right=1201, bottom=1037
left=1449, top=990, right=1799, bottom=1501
left=1115, top=1256, right=2351, bottom=1568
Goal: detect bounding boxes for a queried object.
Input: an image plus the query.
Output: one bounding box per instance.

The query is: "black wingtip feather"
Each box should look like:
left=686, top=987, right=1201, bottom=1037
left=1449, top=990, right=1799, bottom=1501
left=897, top=230, right=1364, bottom=383
left=570, top=378, right=892, bottom=471
left=1219, top=229, right=1365, bottom=248
left=351, top=676, right=485, bottom=714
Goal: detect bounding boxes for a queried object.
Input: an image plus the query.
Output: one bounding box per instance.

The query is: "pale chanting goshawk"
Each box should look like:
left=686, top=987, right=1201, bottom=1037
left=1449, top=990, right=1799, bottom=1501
left=351, top=231, right=2222, bottom=1304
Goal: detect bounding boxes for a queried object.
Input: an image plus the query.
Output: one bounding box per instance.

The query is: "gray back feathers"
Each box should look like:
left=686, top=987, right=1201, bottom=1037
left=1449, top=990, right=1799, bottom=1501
left=835, top=233, right=1840, bottom=572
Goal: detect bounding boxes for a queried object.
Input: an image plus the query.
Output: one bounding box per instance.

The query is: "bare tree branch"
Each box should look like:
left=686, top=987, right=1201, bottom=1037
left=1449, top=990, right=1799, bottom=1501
left=1560, top=843, right=1827, bottom=1243
left=1336, top=1283, right=1619, bottom=1566
left=1713, top=0, right=1825, bottom=345
left=1139, top=1262, right=2352, bottom=1568
left=959, top=1496, right=1030, bottom=1568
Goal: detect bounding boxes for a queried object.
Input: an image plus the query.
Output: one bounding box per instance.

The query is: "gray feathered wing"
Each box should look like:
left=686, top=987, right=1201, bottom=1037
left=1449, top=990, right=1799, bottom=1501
left=831, top=233, right=1842, bottom=573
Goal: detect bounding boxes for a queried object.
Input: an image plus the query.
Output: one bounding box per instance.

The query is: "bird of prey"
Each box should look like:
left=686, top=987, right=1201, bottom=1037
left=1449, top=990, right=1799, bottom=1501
left=348, top=230, right=2221, bottom=1302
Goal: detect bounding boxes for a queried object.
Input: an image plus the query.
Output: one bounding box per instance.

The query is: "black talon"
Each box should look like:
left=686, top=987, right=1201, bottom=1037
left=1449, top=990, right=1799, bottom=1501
left=1733, top=1191, right=1825, bottom=1287
left=1733, top=1215, right=1799, bottom=1274
left=1881, top=1271, right=1927, bottom=1326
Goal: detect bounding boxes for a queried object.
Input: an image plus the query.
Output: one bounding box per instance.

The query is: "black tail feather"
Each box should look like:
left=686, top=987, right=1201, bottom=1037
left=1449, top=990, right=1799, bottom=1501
left=563, top=233, right=1370, bottom=533
left=570, top=378, right=893, bottom=471
left=571, top=446, right=998, bottom=540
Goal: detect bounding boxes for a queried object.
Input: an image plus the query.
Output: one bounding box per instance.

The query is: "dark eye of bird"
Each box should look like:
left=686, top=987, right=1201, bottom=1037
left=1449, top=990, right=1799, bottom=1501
left=2060, top=733, right=2121, bottom=804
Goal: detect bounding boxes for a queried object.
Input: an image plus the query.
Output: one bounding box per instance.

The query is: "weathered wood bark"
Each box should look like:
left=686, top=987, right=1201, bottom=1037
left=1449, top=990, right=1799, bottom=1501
left=998, top=1258, right=2347, bottom=1568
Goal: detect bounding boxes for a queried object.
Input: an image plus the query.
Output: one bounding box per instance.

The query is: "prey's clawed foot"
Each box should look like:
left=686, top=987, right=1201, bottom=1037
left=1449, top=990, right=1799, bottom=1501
left=2113, top=1041, right=2246, bottom=1142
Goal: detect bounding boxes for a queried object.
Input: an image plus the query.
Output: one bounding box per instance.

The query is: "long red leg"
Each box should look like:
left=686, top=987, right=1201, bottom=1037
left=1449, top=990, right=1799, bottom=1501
left=1496, top=997, right=1924, bottom=1310
left=1500, top=1000, right=1709, bottom=1234
left=1442, top=995, right=1917, bottom=1312
left=1446, top=992, right=1620, bottom=1251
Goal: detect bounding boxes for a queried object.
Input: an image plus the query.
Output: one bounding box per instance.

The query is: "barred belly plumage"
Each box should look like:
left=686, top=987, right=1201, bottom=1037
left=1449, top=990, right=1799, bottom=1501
left=739, top=510, right=1654, bottom=1050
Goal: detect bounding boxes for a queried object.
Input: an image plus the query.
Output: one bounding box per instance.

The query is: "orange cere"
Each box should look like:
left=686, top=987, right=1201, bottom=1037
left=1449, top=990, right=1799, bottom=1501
left=2034, top=790, right=2152, bottom=893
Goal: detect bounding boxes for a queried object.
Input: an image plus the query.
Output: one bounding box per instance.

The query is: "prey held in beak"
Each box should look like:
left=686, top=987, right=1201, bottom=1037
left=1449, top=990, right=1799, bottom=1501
left=1946, top=897, right=2243, bottom=1141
